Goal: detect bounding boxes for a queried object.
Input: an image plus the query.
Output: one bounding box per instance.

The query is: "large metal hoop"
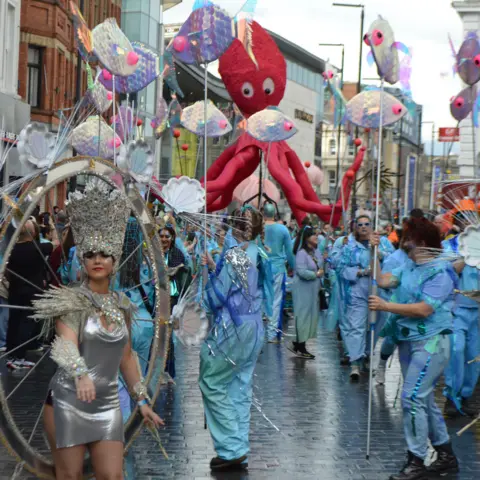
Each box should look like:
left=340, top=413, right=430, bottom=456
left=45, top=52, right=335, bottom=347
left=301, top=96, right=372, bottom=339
left=0, top=157, right=170, bottom=479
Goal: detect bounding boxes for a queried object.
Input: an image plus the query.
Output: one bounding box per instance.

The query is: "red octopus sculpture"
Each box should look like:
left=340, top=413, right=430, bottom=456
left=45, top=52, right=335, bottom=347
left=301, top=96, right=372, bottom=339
left=202, top=21, right=364, bottom=225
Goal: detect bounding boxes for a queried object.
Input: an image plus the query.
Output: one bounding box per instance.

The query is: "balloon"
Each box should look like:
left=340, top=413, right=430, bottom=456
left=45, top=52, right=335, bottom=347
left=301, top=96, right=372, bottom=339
left=233, top=175, right=280, bottom=208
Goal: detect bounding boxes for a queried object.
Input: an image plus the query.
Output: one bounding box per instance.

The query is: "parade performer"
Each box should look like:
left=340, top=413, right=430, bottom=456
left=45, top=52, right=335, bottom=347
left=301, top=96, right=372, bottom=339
left=32, top=181, right=163, bottom=478
left=263, top=203, right=295, bottom=343
left=287, top=225, right=323, bottom=359
left=442, top=211, right=480, bottom=417
left=199, top=207, right=272, bottom=471
left=337, top=213, right=394, bottom=380
left=369, top=218, right=458, bottom=480
left=116, top=217, right=155, bottom=421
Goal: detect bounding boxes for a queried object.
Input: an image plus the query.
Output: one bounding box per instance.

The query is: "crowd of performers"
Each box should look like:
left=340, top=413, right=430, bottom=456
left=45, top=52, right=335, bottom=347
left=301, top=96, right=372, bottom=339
left=5, top=179, right=479, bottom=480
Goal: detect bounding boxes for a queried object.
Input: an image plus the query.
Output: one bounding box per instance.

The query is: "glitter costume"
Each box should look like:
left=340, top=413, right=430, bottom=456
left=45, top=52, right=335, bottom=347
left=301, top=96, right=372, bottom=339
left=199, top=240, right=271, bottom=462
left=31, top=182, right=148, bottom=449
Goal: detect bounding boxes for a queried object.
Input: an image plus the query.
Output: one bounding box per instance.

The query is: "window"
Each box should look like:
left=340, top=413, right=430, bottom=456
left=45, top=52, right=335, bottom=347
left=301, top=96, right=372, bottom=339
left=2, top=3, right=16, bottom=93
left=328, top=170, right=336, bottom=199
left=329, top=138, right=336, bottom=156
left=348, top=140, right=355, bottom=156
left=27, top=46, right=42, bottom=108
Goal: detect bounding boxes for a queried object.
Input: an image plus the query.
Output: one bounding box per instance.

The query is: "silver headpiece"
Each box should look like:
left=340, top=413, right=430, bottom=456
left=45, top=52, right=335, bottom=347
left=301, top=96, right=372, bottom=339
left=66, top=179, right=130, bottom=266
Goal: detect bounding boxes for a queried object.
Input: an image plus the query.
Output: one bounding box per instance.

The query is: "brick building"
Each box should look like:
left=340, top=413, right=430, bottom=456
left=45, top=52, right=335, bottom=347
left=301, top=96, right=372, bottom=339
left=18, top=0, right=121, bottom=127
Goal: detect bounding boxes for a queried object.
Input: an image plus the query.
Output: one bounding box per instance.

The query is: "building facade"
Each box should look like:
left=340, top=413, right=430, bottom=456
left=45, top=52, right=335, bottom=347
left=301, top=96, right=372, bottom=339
left=0, top=0, right=31, bottom=190
left=18, top=0, right=121, bottom=128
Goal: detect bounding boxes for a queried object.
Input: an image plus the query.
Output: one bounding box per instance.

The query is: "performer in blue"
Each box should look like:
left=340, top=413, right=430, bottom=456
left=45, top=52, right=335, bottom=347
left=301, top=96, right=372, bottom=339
left=199, top=207, right=272, bottom=471
left=369, top=218, right=458, bottom=480
left=442, top=211, right=479, bottom=417
left=116, top=218, right=155, bottom=421
left=263, top=203, right=295, bottom=343
left=337, top=213, right=393, bottom=380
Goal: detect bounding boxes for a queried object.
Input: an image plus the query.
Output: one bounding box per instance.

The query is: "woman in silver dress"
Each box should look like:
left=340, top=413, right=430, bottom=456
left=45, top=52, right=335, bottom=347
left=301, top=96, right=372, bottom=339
left=33, top=182, right=163, bottom=479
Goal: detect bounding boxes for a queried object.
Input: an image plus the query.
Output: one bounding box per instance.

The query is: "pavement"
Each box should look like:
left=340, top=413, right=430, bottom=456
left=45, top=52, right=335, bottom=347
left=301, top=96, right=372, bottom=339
left=0, top=320, right=479, bottom=480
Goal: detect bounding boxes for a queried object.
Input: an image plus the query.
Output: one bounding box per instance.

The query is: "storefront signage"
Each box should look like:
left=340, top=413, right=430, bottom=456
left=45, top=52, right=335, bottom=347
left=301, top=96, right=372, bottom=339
left=0, top=130, right=17, bottom=143
left=294, top=109, right=314, bottom=124
left=438, top=127, right=460, bottom=142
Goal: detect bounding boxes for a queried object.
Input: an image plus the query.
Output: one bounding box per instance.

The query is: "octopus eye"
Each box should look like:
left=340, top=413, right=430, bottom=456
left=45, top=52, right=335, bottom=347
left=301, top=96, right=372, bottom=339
left=241, top=82, right=254, bottom=98
left=263, top=78, right=275, bottom=95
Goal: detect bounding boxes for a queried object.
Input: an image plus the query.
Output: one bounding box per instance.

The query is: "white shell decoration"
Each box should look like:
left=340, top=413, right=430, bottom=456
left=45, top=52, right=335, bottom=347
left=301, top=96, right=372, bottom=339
left=172, top=300, right=209, bottom=346
left=17, top=123, right=57, bottom=169
left=161, top=176, right=205, bottom=213
left=459, top=224, right=480, bottom=269
left=116, top=140, right=154, bottom=184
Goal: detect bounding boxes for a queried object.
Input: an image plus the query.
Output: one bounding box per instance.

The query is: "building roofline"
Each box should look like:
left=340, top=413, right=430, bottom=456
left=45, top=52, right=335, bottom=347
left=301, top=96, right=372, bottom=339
left=177, top=62, right=231, bottom=101
left=163, top=1, right=183, bottom=13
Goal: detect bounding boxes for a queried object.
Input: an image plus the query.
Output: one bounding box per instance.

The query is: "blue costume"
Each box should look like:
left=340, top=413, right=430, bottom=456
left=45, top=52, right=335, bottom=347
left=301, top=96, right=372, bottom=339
left=325, top=236, right=347, bottom=332
left=381, top=259, right=456, bottom=460
left=442, top=236, right=480, bottom=410
left=264, top=222, right=295, bottom=341
left=337, top=234, right=393, bottom=364
left=199, top=240, right=272, bottom=462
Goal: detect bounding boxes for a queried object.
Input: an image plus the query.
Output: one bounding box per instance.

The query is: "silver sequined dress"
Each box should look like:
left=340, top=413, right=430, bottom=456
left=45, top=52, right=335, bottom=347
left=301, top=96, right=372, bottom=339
left=38, top=288, right=132, bottom=449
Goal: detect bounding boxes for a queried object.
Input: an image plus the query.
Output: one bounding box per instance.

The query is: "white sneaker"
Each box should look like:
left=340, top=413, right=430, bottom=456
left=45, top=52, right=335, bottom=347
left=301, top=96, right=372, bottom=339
left=19, top=359, right=35, bottom=368
left=0, top=346, right=6, bottom=352
left=350, top=365, right=360, bottom=381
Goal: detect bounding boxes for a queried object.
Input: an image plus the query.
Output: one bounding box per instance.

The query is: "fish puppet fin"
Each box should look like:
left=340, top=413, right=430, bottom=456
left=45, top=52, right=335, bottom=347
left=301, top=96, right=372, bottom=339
left=473, top=91, right=480, bottom=128
left=366, top=50, right=375, bottom=67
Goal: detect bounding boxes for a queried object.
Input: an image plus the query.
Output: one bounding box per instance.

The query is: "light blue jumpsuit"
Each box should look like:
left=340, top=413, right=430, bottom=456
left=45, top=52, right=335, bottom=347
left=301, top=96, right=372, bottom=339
left=199, top=241, right=271, bottom=461
left=117, top=262, right=155, bottom=422
left=381, top=260, right=456, bottom=459
left=337, top=235, right=393, bottom=364
left=442, top=236, right=480, bottom=409
left=264, top=222, right=295, bottom=341
left=325, top=236, right=347, bottom=332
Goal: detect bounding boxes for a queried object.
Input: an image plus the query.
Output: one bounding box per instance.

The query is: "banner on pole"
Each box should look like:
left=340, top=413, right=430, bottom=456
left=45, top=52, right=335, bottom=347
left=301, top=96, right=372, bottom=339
left=438, top=127, right=460, bottom=142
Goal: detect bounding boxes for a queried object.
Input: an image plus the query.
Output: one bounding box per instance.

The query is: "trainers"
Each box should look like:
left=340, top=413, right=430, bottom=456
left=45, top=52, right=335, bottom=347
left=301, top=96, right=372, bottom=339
left=376, top=360, right=387, bottom=385
left=286, top=342, right=299, bottom=355
left=20, top=359, right=36, bottom=368
left=299, top=350, right=315, bottom=360
left=7, top=359, right=28, bottom=370
left=0, top=346, right=6, bottom=352
left=340, top=355, right=351, bottom=366
left=350, top=365, right=360, bottom=382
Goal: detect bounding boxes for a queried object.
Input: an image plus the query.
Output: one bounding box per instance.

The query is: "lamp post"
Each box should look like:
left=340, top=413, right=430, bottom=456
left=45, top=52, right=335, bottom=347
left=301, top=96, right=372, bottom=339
left=422, top=121, right=436, bottom=210
left=332, top=2, right=365, bottom=217
left=319, top=43, right=344, bottom=197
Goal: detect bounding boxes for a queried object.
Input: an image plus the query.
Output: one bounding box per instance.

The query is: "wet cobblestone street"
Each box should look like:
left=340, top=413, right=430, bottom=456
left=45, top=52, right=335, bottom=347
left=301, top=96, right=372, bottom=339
left=1, top=321, right=479, bottom=479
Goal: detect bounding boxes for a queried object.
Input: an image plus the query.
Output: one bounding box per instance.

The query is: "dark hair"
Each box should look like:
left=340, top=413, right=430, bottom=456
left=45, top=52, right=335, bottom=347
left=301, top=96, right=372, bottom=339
left=62, top=226, right=75, bottom=258
left=402, top=218, right=441, bottom=251
left=301, top=216, right=312, bottom=227
left=293, top=226, right=316, bottom=254
left=40, top=224, right=51, bottom=238
left=160, top=226, right=176, bottom=248
left=410, top=208, right=424, bottom=219
left=186, top=232, right=196, bottom=243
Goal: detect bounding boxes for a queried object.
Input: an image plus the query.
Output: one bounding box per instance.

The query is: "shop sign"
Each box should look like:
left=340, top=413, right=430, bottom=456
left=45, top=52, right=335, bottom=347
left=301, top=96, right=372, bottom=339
left=294, top=109, right=314, bottom=124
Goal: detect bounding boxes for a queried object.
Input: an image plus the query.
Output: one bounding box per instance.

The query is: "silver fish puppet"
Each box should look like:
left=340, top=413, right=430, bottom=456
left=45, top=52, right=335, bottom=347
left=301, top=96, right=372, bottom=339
left=247, top=107, right=298, bottom=142
left=181, top=100, right=232, bottom=137
left=345, top=89, right=407, bottom=129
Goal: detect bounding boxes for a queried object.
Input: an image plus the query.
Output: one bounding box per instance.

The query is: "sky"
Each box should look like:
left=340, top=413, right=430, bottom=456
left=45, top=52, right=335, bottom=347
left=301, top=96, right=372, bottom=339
left=164, top=0, right=465, bottom=150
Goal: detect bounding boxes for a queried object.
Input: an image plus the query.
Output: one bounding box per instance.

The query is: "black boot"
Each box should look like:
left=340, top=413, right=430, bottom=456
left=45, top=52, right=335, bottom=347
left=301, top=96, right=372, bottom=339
left=297, top=342, right=315, bottom=359
left=389, top=451, right=427, bottom=480
left=210, top=455, right=248, bottom=471
left=461, top=397, right=478, bottom=417
left=443, top=397, right=460, bottom=417
left=427, top=442, right=459, bottom=475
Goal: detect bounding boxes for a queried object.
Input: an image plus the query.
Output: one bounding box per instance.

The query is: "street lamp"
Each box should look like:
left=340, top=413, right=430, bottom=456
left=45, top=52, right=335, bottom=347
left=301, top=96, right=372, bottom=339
left=422, top=121, right=437, bottom=210
left=319, top=43, right=345, bottom=195
left=333, top=2, right=365, bottom=216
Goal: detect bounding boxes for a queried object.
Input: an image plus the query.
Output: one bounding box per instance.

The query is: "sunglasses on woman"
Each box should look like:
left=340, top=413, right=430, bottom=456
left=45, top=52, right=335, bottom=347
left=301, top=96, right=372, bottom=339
left=357, top=222, right=370, bottom=227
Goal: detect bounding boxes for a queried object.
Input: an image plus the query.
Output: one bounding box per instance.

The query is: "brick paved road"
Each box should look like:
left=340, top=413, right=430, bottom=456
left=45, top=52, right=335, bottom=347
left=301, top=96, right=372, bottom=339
left=1, top=321, right=479, bottom=479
